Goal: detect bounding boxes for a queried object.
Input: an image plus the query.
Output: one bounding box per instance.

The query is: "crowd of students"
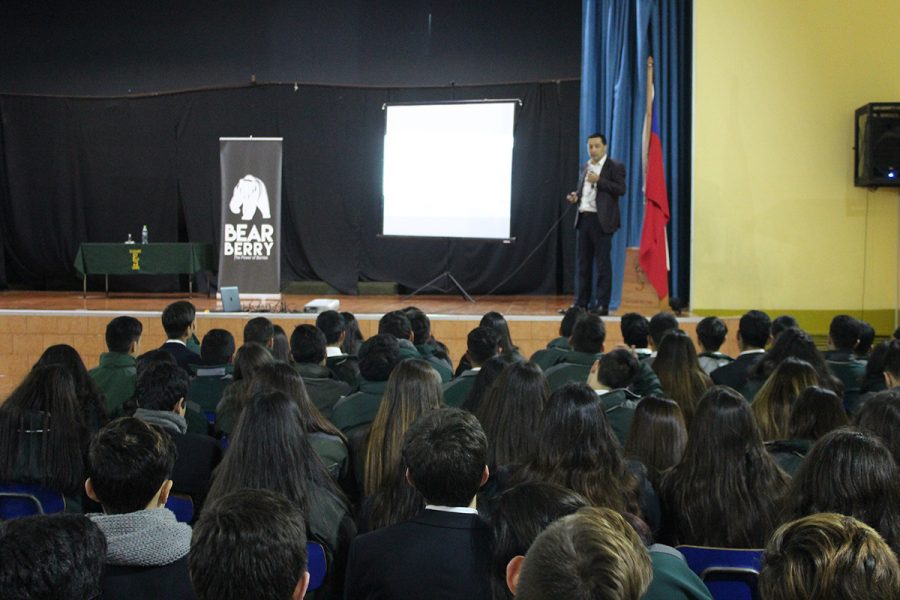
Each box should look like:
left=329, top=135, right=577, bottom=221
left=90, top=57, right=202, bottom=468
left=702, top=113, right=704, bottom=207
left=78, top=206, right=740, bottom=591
left=1, top=300, right=899, bottom=599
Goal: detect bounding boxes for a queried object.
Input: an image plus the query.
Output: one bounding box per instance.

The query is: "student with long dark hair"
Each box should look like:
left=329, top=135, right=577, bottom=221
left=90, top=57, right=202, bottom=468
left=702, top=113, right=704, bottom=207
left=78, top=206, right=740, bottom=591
left=744, top=327, right=841, bottom=400
left=361, top=359, right=442, bottom=532
left=461, top=354, right=517, bottom=414
left=751, top=357, right=820, bottom=441
left=660, top=386, right=789, bottom=547
left=624, top=396, right=687, bottom=490
left=214, top=342, right=274, bottom=436
left=854, top=389, right=900, bottom=464
left=206, top=390, right=355, bottom=599
left=36, top=343, right=107, bottom=431
left=0, top=364, right=89, bottom=509
left=766, top=385, right=848, bottom=475
left=651, top=330, right=712, bottom=424
left=456, top=312, right=522, bottom=375
left=247, top=362, right=350, bottom=486
left=781, top=428, right=900, bottom=555
left=340, top=311, right=364, bottom=356
left=475, top=361, right=548, bottom=471
left=516, top=383, right=655, bottom=527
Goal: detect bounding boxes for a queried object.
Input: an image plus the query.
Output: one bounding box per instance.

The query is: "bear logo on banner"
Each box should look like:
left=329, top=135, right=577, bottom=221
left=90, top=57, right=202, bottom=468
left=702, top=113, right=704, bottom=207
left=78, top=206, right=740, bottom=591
left=229, top=175, right=271, bottom=221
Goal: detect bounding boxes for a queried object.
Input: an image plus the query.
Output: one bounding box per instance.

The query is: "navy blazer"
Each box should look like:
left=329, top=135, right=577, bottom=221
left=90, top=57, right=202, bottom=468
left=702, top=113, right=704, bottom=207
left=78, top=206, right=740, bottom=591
left=345, top=509, right=492, bottom=600
left=573, top=157, right=627, bottom=234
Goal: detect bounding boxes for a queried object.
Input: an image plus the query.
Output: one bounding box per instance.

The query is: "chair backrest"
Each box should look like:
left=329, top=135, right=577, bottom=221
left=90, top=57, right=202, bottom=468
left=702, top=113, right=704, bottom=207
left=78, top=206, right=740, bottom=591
left=307, top=541, right=327, bottom=591
left=543, top=362, right=590, bottom=391
left=676, top=545, right=763, bottom=600
left=0, top=483, right=66, bottom=520
left=165, top=493, right=195, bottom=523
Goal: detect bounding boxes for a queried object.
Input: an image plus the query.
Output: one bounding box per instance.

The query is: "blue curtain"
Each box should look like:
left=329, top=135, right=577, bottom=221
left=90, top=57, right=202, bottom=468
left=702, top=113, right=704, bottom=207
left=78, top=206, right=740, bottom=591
left=579, top=0, right=691, bottom=308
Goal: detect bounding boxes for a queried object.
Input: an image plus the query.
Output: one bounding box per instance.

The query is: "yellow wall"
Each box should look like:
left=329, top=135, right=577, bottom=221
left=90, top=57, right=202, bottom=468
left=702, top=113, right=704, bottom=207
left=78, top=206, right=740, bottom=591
left=692, top=0, right=900, bottom=334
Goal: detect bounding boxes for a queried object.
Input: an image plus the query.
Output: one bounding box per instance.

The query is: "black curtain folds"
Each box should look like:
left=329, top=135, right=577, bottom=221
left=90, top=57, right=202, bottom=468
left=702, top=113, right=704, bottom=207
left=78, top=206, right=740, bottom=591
left=0, top=82, right=580, bottom=294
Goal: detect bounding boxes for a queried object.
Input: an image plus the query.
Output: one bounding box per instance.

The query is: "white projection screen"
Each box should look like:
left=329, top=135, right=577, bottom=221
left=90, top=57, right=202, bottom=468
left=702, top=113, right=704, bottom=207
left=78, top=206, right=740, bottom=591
left=382, top=101, right=516, bottom=239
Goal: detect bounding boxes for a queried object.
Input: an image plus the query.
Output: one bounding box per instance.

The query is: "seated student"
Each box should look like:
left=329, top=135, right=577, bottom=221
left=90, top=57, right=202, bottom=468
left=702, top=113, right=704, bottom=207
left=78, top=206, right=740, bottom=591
left=513, top=383, right=659, bottom=531
left=290, top=324, right=352, bottom=419
left=622, top=312, right=653, bottom=360
left=159, top=301, right=202, bottom=373
left=587, top=347, right=642, bottom=444
left=619, top=312, right=665, bottom=397
left=331, top=334, right=402, bottom=435
left=443, top=326, right=501, bottom=408
left=205, top=391, right=355, bottom=600
left=456, top=312, right=523, bottom=375
left=711, top=309, right=771, bottom=391
left=624, top=396, right=687, bottom=490
left=823, top=314, right=867, bottom=409
left=695, top=316, right=733, bottom=374
left=187, top=329, right=235, bottom=414
left=271, top=324, right=291, bottom=362
left=248, top=362, right=352, bottom=488
left=91, top=315, right=143, bottom=417
left=37, top=344, right=108, bottom=433
left=544, top=314, right=606, bottom=390
left=133, top=361, right=222, bottom=518
left=317, top=310, right=362, bottom=388
left=781, top=428, right=900, bottom=555
left=659, top=386, right=789, bottom=548
left=85, top=417, right=195, bottom=600
left=771, top=314, right=799, bottom=340
left=404, top=306, right=454, bottom=381
left=461, top=354, right=518, bottom=414
left=880, top=338, right=900, bottom=391
left=0, top=365, right=90, bottom=511
left=0, top=514, right=106, bottom=600
left=360, top=360, right=443, bottom=532
left=475, top=362, right=548, bottom=498
left=855, top=320, right=876, bottom=358
left=766, top=385, right=847, bottom=475
left=759, top=513, right=900, bottom=600
left=378, top=310, right=423, bottom=362
left=190, top=489, right=311, bottom=600
left=214, top=342, right=275, bottom=436
left=529, top=306, right=586, bottom=370
left=743, top=327, right=842, bottom=403
left=137, top=350, right=208, bottom=436
left=513, top=508, right=653, bottom=600
left=243, top=316, right=274, bottom=350
left=854, top=389, right=900, bottom=465
left=646, top=312, right=679, bottom=365
left=652, top=330, right=712, bottom=424
left=346, top=408, right=492, bottom=600
left=751, top=357, right=820, bottom=441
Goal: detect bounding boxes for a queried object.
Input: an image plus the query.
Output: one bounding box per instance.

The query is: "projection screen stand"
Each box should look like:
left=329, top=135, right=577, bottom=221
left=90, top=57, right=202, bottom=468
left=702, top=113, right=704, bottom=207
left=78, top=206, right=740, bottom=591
left=403, top=271, right=475, bottom=304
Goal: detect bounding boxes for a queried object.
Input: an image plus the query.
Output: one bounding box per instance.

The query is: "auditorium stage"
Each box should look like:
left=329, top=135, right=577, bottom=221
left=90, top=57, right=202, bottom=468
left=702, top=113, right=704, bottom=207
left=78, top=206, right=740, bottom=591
left=0, top=291, right=740, bottom=398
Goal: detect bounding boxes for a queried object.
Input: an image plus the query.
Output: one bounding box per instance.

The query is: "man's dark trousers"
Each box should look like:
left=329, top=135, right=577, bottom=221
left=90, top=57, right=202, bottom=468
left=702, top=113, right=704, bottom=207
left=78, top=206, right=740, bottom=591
left=576, top=214, right=612, bottom=310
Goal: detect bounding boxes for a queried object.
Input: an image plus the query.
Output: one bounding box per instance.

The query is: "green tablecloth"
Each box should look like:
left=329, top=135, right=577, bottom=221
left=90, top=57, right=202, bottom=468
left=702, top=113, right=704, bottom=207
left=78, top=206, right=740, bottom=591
left=74, top=243, right=214, bottom=276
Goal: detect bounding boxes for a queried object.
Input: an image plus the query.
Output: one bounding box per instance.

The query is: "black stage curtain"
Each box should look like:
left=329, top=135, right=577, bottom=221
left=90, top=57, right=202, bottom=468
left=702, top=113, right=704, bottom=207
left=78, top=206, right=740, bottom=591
left=0, top=82, right=580, bottom=295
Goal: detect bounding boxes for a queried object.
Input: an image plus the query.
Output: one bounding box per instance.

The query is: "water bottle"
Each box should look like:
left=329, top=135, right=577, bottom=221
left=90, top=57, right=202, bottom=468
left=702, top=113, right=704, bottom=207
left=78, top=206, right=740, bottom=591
left=141, top=225, right=149, bottom=245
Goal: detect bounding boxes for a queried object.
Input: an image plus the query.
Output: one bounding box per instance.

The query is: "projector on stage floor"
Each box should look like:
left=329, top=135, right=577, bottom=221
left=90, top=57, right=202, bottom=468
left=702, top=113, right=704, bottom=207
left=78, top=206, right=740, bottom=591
left=303, top=298, right=340, bottom=314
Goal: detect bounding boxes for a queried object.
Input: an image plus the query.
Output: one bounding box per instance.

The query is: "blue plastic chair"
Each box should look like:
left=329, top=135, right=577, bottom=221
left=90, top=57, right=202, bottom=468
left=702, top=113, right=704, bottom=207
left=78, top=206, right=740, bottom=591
left=676, top=545, right=763, bottom=600
left=0, top=483, right=66, bottom=520
left=165, top=493, right=195, bottom=523
left=307, top=541, right=327, bottom=591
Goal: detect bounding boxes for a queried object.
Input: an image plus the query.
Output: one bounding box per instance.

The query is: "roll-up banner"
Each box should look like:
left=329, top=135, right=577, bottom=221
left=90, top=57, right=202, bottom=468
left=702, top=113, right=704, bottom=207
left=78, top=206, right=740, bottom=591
left=218, top=137, right=282, bottom=298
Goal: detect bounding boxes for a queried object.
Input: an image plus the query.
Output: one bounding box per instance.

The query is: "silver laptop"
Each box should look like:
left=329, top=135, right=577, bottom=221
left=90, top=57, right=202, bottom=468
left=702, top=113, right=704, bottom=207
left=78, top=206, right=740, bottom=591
left=220, top=286, right=241, bottom=312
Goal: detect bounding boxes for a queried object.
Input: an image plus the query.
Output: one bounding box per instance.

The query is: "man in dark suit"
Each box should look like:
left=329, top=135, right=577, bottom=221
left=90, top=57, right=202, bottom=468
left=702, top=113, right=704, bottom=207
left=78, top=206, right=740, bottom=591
left=566, top=132, right=627, bottom=316
left=159, top=301, right=202, bottom=373
left=711, top=310, right=772, bottom=391
left=345, top=408, right=492, bottom=600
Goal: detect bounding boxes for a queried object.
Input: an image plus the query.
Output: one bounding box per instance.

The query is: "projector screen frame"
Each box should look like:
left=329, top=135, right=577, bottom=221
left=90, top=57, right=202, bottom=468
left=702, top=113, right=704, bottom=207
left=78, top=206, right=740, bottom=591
left=379, top=98, right=522, bottom=243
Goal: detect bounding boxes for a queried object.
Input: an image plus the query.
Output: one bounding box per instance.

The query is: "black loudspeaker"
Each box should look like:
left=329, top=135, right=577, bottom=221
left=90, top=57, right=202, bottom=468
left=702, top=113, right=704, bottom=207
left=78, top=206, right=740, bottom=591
left=855, top=103, right=900, bottom=187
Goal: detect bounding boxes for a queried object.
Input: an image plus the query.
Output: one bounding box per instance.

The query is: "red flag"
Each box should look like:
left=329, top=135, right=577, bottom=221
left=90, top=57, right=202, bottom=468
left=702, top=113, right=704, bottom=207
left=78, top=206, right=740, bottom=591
left=639, top=57, right=670, bottom=300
